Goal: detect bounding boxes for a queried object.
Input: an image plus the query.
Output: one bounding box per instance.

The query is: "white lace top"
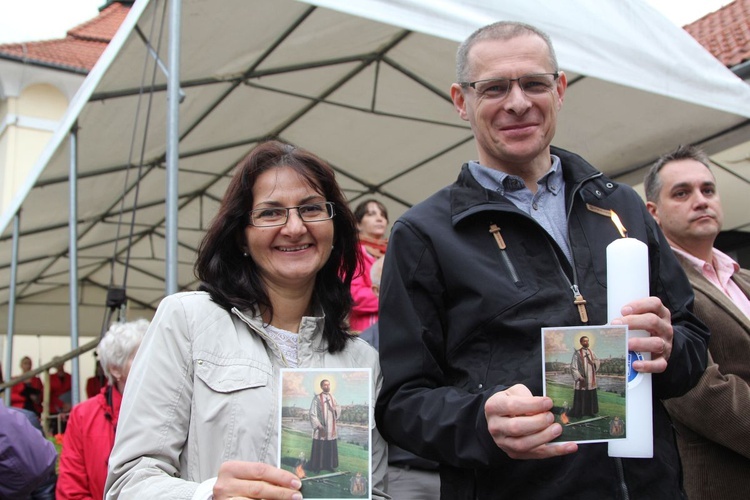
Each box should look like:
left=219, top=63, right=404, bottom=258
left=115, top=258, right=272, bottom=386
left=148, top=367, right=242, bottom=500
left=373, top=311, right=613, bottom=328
left=264, top=324, right=299, bottom=367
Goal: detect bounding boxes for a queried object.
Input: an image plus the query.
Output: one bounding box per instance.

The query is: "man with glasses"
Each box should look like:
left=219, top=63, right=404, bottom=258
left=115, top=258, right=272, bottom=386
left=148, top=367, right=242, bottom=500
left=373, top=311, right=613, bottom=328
left=375, top=21, right=709, bottom=499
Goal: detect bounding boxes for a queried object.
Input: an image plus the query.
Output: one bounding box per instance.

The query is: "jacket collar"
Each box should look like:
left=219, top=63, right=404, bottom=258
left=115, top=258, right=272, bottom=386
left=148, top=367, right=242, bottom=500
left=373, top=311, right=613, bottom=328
left=675, top=253, right=750, bottom=330
left=231, top=306, right=328, bottom=365
left=450, top=146, right=604, bottom=225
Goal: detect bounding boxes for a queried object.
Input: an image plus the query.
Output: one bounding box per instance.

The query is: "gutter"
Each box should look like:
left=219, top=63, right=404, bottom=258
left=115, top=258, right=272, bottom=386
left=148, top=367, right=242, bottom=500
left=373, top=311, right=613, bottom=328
left=732, top=59, right=750, bottom=81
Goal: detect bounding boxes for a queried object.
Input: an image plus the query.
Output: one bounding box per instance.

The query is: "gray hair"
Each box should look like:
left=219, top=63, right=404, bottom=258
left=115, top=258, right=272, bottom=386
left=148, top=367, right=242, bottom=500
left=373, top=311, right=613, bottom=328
left=98, top=319, right=149, bottom=385
left=456, top=21, right=559, bottom=82
left=644, top=145, right=712, bottom=203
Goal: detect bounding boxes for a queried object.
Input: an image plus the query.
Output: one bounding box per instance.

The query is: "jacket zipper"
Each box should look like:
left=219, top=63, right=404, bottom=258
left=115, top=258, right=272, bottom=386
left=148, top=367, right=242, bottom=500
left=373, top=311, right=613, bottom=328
left=561, top=171, right=603, bottom=324
left=615, top=457, right=629, bottom=500
left=489, top=223, right=521, bottom=284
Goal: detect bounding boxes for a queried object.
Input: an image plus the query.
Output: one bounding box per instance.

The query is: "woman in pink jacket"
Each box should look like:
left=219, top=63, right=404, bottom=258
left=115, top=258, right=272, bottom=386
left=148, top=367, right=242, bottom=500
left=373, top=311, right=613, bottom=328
left=349, top=199, right=388, bottom=332
left=56, top=319, right=148, bottom=500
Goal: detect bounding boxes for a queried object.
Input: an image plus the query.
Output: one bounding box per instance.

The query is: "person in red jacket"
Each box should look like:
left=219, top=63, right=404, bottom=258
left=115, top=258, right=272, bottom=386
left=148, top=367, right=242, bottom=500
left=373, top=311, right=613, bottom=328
left=56, top=319, right=148, bottom=500
left=85, top=361, right=107, bottom=399
left=49, top=358, right=72, bottom=434
left=10, top=356, right=44, bottom=418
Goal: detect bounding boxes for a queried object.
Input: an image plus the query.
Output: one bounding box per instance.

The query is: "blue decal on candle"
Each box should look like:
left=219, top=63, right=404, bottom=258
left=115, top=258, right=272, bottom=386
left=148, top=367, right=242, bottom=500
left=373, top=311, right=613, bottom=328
left=627, top=351, right=644, bottom=383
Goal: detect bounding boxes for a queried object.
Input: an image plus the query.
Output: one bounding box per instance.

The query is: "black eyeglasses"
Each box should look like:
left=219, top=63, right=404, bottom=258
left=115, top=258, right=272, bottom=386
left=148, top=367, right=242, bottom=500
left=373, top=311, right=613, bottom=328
left=460, top=72, right=559, bottom=99
left=248, top=201, right=336, bottom=227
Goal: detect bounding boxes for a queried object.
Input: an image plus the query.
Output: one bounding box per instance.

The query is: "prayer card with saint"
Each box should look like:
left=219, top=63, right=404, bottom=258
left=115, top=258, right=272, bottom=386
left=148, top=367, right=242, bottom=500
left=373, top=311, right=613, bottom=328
left=541, top=325, right=628, bottom=444
left=278, top=367, right=372, bottom=499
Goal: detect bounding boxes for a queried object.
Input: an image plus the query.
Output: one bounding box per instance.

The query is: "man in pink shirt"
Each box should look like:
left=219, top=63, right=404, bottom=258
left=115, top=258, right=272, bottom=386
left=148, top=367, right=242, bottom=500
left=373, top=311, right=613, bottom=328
left=645, top=144, right=750, bottom=500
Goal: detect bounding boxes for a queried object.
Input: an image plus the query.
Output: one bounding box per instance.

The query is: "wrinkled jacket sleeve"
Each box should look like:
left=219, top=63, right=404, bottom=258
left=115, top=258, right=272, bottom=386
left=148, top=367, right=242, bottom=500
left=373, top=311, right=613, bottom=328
left=663, top=352, right=750, bottom=459
left=0, top=400, right=58, bottom=498
left=643, top=202, right=709, bottom=399
left=105, top=295, right=202, bottom=499
left=57, top=406, right=95, bottom=499
left=375, top=220, right=506, bottom=468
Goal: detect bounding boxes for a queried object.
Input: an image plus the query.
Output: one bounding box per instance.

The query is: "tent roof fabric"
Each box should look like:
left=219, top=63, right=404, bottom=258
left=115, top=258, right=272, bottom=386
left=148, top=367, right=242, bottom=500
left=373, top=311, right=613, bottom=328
left=2, top=0, right=750, bottom=337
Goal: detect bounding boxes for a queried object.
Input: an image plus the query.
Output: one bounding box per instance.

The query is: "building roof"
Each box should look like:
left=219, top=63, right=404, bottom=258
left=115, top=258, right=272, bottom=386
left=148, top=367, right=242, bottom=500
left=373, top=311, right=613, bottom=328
left=0, top=2, right=131, bottom=74
left=684, top=0, right=750, bottom=68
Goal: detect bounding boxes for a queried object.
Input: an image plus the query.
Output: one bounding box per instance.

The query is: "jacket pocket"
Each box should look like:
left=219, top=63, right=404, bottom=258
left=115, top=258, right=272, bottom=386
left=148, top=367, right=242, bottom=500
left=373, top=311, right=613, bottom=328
left=194, top=354, right=271, bottom=393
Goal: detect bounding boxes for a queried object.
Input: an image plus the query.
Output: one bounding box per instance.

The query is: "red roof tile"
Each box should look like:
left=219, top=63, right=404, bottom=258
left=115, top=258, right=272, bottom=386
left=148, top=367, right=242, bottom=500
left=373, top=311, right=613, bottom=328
left=0, top=2, right=130, bottom=73
left=684, top=0, right=750, bottom=68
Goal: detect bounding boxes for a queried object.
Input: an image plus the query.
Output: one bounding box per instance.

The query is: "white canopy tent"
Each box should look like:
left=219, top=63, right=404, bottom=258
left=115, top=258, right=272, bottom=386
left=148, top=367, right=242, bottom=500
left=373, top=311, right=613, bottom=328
left=2, top=0, right=750, bottom=343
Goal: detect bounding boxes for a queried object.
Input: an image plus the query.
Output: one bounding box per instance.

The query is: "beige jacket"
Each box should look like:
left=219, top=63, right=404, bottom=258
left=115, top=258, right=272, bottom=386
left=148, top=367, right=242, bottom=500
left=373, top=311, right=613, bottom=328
left=105, top=291, right=388, bottom=499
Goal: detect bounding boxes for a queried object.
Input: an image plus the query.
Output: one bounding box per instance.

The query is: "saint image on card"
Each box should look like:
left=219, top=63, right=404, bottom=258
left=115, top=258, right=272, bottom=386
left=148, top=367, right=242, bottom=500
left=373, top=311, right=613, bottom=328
left=278, top=368, right=372, bottom=499
left=541, top=325, right=628, bottom=443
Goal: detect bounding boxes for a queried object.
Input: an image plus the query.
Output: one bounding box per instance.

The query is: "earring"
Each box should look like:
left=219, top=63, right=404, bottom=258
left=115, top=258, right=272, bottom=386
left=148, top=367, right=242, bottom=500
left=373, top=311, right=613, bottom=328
left=242, top=252, right=249, bottom=257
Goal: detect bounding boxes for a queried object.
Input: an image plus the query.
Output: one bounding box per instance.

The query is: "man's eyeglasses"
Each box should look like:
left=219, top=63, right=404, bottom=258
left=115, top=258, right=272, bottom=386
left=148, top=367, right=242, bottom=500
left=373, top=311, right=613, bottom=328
left=248, top=201, right=336, bottom=227
left=460, top=73, right=559, bottom=99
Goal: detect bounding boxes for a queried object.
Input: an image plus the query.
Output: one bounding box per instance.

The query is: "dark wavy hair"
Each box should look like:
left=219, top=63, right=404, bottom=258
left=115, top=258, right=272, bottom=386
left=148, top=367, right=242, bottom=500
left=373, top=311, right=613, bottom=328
left=194, top=140, right=360, bottom=353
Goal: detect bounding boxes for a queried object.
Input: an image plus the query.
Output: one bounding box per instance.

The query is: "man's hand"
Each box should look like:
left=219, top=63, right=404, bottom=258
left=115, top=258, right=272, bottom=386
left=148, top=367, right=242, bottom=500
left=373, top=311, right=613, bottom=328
left=214, top=461, right=302, bottom=500
left=611, top=296, right=673, bottom=373
left=484, top=384, right=578, bottom=459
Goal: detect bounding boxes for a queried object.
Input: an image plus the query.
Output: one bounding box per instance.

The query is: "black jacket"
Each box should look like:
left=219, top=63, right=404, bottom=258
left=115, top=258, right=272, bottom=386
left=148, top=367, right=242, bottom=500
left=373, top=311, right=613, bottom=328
left=375, top=147, right=709, bottom=499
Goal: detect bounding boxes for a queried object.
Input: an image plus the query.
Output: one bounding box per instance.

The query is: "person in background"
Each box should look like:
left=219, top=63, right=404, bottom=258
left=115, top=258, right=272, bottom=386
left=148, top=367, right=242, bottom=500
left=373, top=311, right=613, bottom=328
left=11, top=355, right=44, bottom=418
left=85, top=360, right=107, bottom=399
left=0, top=399, right=58, bottom=498
left=360, top=256, right=441, bottom=499
left=105, top=140, right=386, bottom=500
left=56, top=319, right=149, bottom=500
left=49, top=357, right=72, bottom=434
left=358, top=257, right=385, bottom=351
left=645, top=144, right=750, bottom=500
left=375, top=21, right=709, bottom=499
left=350, top=199, right=388, bottom=332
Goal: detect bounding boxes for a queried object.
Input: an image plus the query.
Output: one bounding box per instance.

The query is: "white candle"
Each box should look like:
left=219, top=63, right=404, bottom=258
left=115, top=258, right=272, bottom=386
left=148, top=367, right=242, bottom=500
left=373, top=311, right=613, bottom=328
left=606, top=236, right=653, bottom=458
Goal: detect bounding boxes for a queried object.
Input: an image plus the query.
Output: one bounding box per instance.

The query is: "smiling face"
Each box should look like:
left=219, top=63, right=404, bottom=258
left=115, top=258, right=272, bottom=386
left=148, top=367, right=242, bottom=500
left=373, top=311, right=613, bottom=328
left=647, top=159, right=723, bottom=258
left=244, top=166, right=334, bottom=294
left=357, top=202, right=388, bottom=240
left=450, top=34, right=566, bottom=178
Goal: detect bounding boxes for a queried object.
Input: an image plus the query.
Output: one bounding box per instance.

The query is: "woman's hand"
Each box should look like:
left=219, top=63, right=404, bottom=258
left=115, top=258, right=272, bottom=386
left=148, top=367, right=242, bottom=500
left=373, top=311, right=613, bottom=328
left=213, top=461, right=302, bottom=500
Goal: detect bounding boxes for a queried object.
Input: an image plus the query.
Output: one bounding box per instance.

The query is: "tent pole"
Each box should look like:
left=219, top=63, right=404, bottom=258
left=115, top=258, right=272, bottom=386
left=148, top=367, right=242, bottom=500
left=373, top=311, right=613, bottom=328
left=3, top=211, right=20, bottom=405
left=69, top=125, right=81, bottom=406
left=165, top=0, right=182, bottom=295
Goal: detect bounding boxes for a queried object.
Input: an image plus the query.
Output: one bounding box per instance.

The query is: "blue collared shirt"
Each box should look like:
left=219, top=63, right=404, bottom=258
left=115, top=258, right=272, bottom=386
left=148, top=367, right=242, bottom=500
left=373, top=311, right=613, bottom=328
left=468, top=156, right=572, bottom=263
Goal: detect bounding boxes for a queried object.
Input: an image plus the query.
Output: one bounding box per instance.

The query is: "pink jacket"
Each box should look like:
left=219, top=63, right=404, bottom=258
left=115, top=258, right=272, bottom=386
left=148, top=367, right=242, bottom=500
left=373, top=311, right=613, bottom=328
left=349, top=244, right=379, bottom=332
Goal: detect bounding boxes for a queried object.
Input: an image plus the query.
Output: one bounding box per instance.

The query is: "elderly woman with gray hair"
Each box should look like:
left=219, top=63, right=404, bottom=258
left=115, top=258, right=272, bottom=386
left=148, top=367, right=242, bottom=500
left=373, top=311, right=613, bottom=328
left=56, top=319, right=149, bottom=500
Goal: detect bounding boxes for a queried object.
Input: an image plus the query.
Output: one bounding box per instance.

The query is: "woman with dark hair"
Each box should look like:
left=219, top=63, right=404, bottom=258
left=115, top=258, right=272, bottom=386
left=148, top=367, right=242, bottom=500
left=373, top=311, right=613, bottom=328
left=350, top=199, right=389, bottom=332
left=106, top=141, right=386, bottom=500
